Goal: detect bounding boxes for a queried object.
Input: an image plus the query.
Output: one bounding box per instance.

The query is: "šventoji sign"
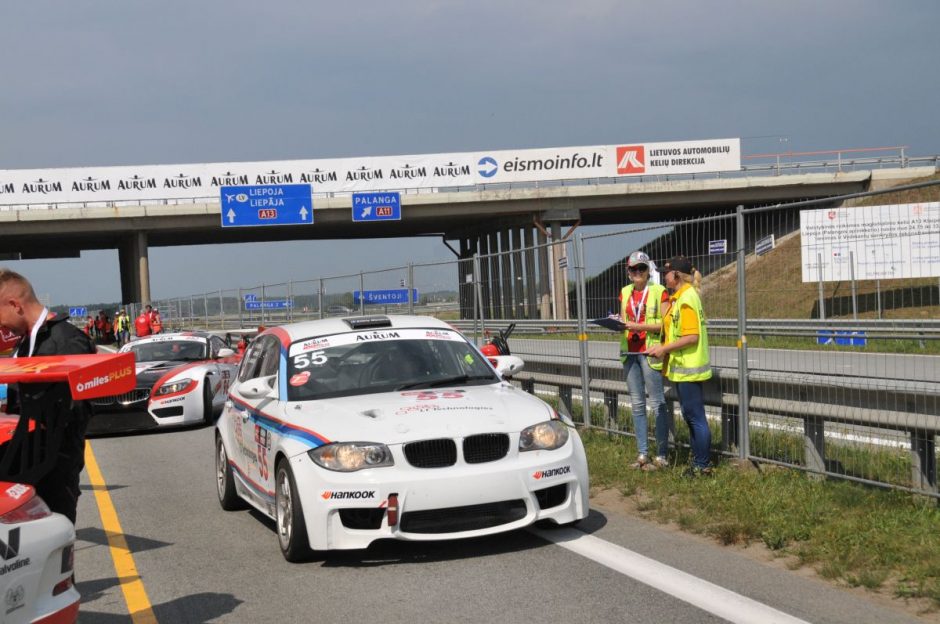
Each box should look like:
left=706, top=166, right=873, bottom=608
left=800, top=202, right=940, bottom=282
left=0, top=139, right=741, bottom=207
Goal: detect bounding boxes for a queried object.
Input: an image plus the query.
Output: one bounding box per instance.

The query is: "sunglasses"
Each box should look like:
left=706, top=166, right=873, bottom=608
left=627, top=265, right=648, bottom=273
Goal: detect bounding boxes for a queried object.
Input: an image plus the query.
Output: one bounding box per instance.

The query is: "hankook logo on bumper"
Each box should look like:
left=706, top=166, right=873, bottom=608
left=320, top=490, right=376, bottom=500
left=532, top=466, right=571, bottom=480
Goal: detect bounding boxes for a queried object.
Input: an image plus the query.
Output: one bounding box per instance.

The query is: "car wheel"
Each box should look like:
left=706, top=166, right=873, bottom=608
left=216, top=434, right=246, bottom=511
left=203, top=379, right=215, bottom=424
left=275, top=459, right=314, bottom=562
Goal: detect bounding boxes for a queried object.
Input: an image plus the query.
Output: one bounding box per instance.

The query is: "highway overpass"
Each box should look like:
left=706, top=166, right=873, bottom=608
left=1, top=164, right=935, bottom=304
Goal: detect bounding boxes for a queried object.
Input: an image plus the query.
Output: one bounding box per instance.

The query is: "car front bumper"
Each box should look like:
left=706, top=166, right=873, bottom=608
left=289, top=435, right=590, bottom=551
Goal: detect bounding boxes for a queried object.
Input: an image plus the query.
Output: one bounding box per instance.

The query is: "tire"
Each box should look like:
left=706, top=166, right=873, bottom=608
left=216, top=434, right=247, bottom=511
left=203, top=378, right=215, bottom=425
left=275, top=459, right=314, bottom=562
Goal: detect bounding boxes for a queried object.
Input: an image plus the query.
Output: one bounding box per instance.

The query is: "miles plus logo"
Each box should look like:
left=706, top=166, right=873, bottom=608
left=616, top=145, right=645, bottom=174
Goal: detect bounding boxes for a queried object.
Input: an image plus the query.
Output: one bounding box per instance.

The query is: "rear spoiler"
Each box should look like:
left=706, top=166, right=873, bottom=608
left=0, top=352, right=136, bottom=400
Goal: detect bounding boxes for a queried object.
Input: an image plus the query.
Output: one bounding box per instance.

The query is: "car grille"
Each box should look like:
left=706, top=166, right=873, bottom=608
left=463, top=433, right=509, bottom=464
left=404, top=439, right=456, bottom=468
left=400, top=500, right=527, bottom=534
left=534, top=484, right=568, bottom=510
left=90, top=389, right=150, bottom=407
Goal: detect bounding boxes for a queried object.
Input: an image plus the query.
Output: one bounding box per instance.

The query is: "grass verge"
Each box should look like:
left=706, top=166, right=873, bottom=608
left=581, top=429, right=940, bottom=609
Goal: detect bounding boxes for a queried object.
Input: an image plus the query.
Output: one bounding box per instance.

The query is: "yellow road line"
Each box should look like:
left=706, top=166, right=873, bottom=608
left=85, top=442, right=159, bottom=624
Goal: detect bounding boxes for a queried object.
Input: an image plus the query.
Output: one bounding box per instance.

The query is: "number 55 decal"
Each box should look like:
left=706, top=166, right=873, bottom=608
left=293, top=351, right=328, bottom=369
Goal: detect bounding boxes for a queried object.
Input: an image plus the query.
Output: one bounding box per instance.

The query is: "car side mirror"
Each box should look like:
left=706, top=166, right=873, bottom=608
left=217, top=348, right=235, bottom=358
left=238, top=375, right=277, bottom=400
left=490, top=355, right=525, bottom=378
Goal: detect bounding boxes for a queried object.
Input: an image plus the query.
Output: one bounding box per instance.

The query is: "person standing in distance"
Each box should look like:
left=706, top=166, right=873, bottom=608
left=135, top=305, right=153, bottom=338
left=618, top=251, right=671, bottom=470
left=0, top=268, right=96, bottom=522
left=647, top=256, right=713, bottom=476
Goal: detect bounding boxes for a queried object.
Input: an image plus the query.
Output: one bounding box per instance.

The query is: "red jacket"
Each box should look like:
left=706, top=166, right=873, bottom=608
left=135, top=313, right=152, bottom=337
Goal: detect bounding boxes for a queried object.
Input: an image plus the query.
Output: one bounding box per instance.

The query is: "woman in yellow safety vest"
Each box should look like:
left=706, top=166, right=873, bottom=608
left=618, top=251, right=670, bottom=470
left=646, top=255, right=713, bottom=476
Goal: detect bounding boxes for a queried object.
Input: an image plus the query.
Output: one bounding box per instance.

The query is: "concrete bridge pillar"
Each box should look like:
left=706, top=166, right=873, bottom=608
left=523, top=226, right=538, bottom=319
left=119, top=231, right=151, bottom=305
left=536, top=228, right=551, bottom=319
left=510, top=226, right=525, bottom=319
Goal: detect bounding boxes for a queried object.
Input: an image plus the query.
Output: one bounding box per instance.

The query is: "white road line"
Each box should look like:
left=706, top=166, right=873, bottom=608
left=529, top=526, right=811, bottom=624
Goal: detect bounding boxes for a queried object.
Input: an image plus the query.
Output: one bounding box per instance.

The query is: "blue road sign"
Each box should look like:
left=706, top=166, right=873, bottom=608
left=708, top=240, right=727, bottom=255
left=755, top=234, right=776, bottom=256
left=69, top=306, right=87, bottom=318
left=478, top=156, right=498, bottom=178
left=352, top=192, right=401, bottom=222
left=245, top=299, right=293, bottom=310
left=816, top=330, right=866, bottom=347
left=220, top=184, right=313, bottom=228
left=353, top=289, right=418, bottom=305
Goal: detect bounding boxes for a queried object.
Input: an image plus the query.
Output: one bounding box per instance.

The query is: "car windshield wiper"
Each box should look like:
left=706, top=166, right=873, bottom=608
left=396, top=375, right=494, bottom=391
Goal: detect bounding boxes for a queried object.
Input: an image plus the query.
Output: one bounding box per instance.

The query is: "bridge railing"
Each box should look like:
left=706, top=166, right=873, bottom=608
left=3, top=147, right=937, bottom=211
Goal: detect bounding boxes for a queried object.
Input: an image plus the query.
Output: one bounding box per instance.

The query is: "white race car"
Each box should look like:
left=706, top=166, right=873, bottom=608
left=0, top=473, right=78, bottom=624
left=215, top=315, right=589, bottom=561
left=89, top=332, right=240, bottom=433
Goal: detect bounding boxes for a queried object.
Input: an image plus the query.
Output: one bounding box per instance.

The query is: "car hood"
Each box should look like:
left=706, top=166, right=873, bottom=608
left=284, top=382, right=554, bottom=444
left=134, top=360, right=194, bottom=384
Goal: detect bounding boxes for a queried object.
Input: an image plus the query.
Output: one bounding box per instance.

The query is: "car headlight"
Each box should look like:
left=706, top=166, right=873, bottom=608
left=307, top=443, right=394, bottom=472
left=519, top=420, right=569, bottom=452
left=154, top=378, right=196, bottom=396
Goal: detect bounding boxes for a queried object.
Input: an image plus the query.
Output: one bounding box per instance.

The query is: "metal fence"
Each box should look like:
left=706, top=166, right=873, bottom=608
left=88, top=179, right=940, bottom=497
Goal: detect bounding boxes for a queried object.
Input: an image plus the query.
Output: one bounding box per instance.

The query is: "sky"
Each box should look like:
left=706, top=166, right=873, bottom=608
left=1, top=0, right=938, bottom=305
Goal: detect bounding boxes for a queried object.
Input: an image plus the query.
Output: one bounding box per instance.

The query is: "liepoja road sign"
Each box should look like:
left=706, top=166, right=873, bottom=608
left=220, top=184, right=313, bottom=228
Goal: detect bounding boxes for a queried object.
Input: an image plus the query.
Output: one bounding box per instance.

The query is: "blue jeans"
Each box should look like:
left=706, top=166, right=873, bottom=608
left=623, top=354, right=669, bottom=457
left=675, top=381, right=711, bottom=468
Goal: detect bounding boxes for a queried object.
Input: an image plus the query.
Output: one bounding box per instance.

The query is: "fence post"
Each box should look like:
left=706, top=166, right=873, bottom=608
left=261, top=284, right=267, bottom=326
left=473, top=254, right=485, bottom=345
left=359, top=272, right=365, bottom=315
left=189, top=296, right=194, bottom=328
left=288, top=280, right=293, bottom=322
left=408, top=263, right=415, bottom=315
left=817, top=252, right=826, bottom=320
left=203, top=293, right=209, bottom=329
left=735, top=205, right=750, bottom=460
left=574, top=234, right=591, bottom=426
left=237, top=288, right=243, bottom=328
left=318, top=279, right=324, bottom=320
left=218, top=290, right=224, bottom=330
left=849, top=250, right=858, bottom=320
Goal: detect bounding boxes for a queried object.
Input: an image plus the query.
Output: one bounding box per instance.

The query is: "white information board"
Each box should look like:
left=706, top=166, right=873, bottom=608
left=800, top=202, right=940, bottom=282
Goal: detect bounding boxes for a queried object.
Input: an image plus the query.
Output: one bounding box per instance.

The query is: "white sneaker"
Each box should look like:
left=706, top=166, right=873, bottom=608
left=630, top=454, right=649, bottom=469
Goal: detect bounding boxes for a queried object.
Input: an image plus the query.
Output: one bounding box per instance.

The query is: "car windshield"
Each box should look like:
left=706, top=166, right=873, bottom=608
left=286, top=327, right=498, bottom=401
left=125, top=339, right=208, bottom=362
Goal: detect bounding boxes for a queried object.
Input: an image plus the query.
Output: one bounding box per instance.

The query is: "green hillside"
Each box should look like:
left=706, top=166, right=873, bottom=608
left=702, top=172, right=940, bottom=320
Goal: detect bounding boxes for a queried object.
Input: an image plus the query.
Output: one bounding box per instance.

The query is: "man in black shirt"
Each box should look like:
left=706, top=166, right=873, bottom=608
left=0, top=268, right=95, bottom=523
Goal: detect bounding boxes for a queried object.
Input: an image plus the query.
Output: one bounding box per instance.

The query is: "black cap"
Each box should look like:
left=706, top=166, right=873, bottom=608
left=663, top=255, right=694, bottom=274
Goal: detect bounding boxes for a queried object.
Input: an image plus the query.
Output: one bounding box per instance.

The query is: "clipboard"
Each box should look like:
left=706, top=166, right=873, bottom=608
left=590, top=317, right=627, bottom=332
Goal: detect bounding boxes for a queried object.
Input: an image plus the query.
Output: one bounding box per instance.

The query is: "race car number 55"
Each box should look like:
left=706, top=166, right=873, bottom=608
left=293, top=352, right=327, bottom=368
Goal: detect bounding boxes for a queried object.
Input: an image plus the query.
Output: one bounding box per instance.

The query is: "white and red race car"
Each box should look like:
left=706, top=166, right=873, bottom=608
left=216, top=315, right=590, bottom=561
left=90, top=332, right=240, bottom=434
left=0, top=351, right=137, bottom=623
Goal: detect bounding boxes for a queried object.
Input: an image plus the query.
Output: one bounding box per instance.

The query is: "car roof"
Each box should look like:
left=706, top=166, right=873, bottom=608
left=130, top=331, right=210, bottom=344
left=267, top=315, right=455, bottom=343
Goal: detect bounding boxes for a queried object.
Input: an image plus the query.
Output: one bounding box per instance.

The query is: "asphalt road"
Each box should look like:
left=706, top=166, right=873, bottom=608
left=510, top=339, right=940, bottom=384
left=72, top=425, right=924, bottom=624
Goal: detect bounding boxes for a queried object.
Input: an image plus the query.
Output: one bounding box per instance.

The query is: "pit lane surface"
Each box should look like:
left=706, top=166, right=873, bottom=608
left=74, top=426, right=923, bottom=624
